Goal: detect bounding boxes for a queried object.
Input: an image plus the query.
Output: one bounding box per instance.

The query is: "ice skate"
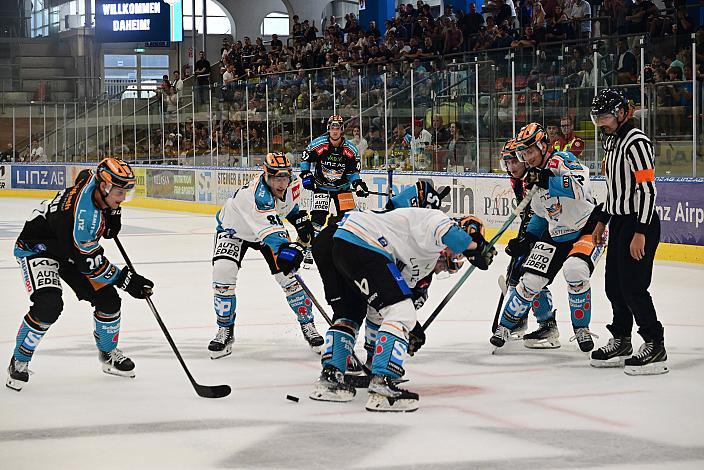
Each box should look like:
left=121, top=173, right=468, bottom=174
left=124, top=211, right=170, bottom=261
left=300, top=321, right=323, bottom=354
left=310, top=365, right=356, bottom=402
left=366, top=374, right=419, bottom=412
left=6, top=358, right=30, bottom=392
left=302, top=249, right=315, bottom=270
left=570, top=327, right=598, bottom=353
left=490, top=325, right=511, bottom=353
left=208, top=325, right=234, bottom=359
left=510, top=316, right=528, bottom=340
left=590, top=336, right=632, bottom=368
left=99, top=348, right=135, bottom=378
left=624, top=342, right=668, bottom=376
left=523, top=319, right=560, bottom=349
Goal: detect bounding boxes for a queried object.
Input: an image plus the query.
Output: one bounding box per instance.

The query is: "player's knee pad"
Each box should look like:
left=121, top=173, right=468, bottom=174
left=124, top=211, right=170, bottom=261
left=377, top=298, right=416, bottom=339
left=28, top=288, right=63, bottom=325
left=92, top=286, right=121, bottom=316
left=212, top=258, right=238, bottom=296
left=563, top=256, right=591, bottom=294
left=516, top=272, right=548, bottom=300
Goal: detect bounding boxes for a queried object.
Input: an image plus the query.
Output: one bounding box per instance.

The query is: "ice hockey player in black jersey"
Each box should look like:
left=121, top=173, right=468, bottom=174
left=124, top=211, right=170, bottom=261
left=7, top=158, right=154, bottom=391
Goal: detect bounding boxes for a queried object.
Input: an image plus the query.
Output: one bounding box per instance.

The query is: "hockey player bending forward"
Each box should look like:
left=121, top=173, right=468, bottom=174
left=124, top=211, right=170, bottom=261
left=499, top=138, right=559, bottom=345
left=209, top=153, right=323, bottom=358
left=309, top=207, right=496, bottom=412
left=491, top=123, right=604, bottom=353
left=7, top=158, right=154, bottom=391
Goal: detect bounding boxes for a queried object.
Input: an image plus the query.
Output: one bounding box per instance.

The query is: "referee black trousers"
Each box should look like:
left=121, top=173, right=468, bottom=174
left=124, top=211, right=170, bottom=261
left=605, top=213, right=664, bottom=342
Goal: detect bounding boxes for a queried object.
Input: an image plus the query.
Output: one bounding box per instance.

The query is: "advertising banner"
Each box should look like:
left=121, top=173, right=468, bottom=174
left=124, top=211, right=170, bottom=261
left=655, top=179, right=704, bottom=245
left=133, top=167, right=147, bottom=198
left=0, top=164, right=9, bottom=189
left=196, top=170, right=215, bottom=204
left=215, top=169, right=261, bottom=205
left=147, top=167, right=195, bottom=201
left=11, top=165, right=66, bottom=190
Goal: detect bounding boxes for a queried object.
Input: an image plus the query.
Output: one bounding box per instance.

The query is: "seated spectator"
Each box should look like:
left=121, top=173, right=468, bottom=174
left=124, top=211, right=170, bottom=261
left=546, top=120, right=566, bottom=150
left=431, top=115, right=452, bottom=147
left=29, top=139, right=46, bottom=162
left=511, top=25, right=538, bottom=48
left=616, top=38, right=637, bottom=84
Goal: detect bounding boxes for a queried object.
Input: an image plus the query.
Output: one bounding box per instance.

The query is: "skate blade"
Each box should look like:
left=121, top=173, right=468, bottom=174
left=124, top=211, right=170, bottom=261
left=624, top=362, right=669, bottom=376
left=6, top=377, right=25, bottom=391
left=309, top=386, right=356, bottom=402
left=524, top=339, right=561, bottom=349
left=308, top=344, right=322, bottom=354
left=589, top=356, right=627, bottom=368
left=101, top=364, right=136, bottom=378
left=510, top=331, right=526, bottom=340
left=210, top=344, right=233, bottom=360
left=365, top=393, right=419, bottom=412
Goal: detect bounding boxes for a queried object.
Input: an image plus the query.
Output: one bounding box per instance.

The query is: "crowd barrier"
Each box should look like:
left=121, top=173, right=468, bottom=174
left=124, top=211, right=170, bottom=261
left=1, top=163, right=702, bottom=264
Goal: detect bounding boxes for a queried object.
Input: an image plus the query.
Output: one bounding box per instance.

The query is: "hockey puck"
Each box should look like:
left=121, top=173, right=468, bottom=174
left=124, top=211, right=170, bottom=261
left=286, top=394, right=300, bottom=402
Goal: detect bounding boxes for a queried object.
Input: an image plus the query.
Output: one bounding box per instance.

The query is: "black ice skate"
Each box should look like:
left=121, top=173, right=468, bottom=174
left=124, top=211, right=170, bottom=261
left=6, top=358, right=30, bottom=392
left=99, top=348, right=135, bottom=378
left=366, top=374, right=419, bottom=412
left=346, top=354, right=365, bottom=376
left=590, top=336, right=633, bottom=368
left=490, top=325, right=511, bottom=353
left=624, top=342, right=669, bottom=376
left=302, top=249, right=315, bottom=270
left=570, top=327, right=598, bottom=353
left=209, top=325, right=235, bottom=359
left=300, top=321, right=323, bottom=354
left=510, top=316, right=528, bottom=340
left=310, top=365, right=356, bottom=402
left=523, top=319, right=561, bottom=349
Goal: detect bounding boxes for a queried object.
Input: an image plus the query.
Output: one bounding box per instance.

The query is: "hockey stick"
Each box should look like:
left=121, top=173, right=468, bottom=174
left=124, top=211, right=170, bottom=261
left=421, top=186, right=539, bottom=332
left=366, top=190, right=389, bottom=196
left=114, top=237, right=231, bottom=399
left=294, top=273, right=372, bottom=377
left=387, top=167, right=394, bottom=201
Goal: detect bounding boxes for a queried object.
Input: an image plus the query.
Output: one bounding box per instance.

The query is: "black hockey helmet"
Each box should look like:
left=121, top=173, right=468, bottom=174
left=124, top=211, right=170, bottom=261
left=590, top=88, right=629, bottom=125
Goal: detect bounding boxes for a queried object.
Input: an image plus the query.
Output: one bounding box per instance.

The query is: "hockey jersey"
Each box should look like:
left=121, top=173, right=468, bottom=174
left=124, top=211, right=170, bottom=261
left=216, top=174, right=303, bottom=253
left=14, top=175, right=121, bottom=289
left=334, top=207, right=474, bottom=287
left=526, top=151, right=595, bottom=242
left=301, top=134, right=361, bottom=192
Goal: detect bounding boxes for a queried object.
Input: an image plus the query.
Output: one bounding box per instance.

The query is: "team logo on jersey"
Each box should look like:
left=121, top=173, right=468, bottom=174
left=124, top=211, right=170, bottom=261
left=378, top=236, right=388, bottom=247
left=354, top=278, right=370, bottom=295
left=546, top=202, right=562, bottom=220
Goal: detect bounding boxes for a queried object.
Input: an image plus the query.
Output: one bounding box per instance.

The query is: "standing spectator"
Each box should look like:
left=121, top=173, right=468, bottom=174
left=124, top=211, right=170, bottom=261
left=556, top=116, right=585, bottom=156
left=431, top=115, right=452, bottom=147
left=446, top=121, right=469, bottom=168
left=350, top=125, right=368, bottom=161
left=443, top=20, right=464, bottom=54
left=29, top=139, right=47, bottom=162
left=569, top=0, right=592, bottom=38
left=270, top=33, right=283, bottom=52
left=616, top=38, right=637, bottom=84
left=546, top=120, right=565, bottom=150
left=590, top=88, right=667, bottom=376
left=194, top=51, right=212, bottom=108
left=1, top=143, right=19, bottom=162
left=460, top=2, right=485, bottom=49
left=367, top=20, right=381, bottom=39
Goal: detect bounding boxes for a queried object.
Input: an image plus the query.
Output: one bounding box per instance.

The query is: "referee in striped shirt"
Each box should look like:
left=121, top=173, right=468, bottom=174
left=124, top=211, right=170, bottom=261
left=588, top=88, right=668, bottom=375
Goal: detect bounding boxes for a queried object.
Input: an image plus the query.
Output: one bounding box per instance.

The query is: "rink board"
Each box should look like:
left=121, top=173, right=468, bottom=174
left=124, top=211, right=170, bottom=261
left=1, top=163, right=703, bottom=263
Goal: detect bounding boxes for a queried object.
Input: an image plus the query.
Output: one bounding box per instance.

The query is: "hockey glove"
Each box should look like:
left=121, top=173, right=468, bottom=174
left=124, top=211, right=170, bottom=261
left=102, top=207, right=122, bottom=239
left=407, top=322, right=426, bottom=356
left=300, top=171, right=314, bottom=190
left=276, top=242, right=305, bottom=275
left=411, top=287, right=429, bottom=310
left=463, top=232, right=497, bottom=271
left=418, top=181, right=451, bottom=209
left=351, top=179, right=370, bottom=197
left=525, top=167, right=553, bottom=190
left=117, top=266, right=154, bottom=299
left=505, top=233, right=536, bottom=257
left=290, top=210, right=314, bottom=246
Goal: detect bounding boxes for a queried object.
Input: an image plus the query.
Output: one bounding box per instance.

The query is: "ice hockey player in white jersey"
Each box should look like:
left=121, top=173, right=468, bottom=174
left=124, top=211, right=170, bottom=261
left=491, top=123, right=605, bottom=353
left=209, top=153, right=323, bottom=358
left=309, top=207, right=496, bottom=412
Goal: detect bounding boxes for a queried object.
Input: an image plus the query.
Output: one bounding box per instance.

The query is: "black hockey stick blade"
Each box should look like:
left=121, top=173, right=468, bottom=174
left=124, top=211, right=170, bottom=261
left=114, top=237, right=232, bottom=399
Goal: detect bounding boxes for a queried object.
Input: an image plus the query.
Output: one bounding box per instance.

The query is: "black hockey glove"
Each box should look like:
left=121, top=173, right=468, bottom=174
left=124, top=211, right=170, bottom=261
left=300, top=171, right=314, bottom=190
left=276, top=242, right=305, bottom=275
left=407, top=322, right=426, bottom=357
left=351, top=179, right=369, bottom=197
left=463, top=232, right=497, bottom=271
left=290, top=210, right=314, bottom=246
left=117, top=266, right=154, bottom=299
left=418, top=181, right=451, bottom=209
left=525, top=167, right=553, bottom=190
left=505, top=233, right=536, bottom=257
left=102, top=207, right=122, bottom=239
left=411, top=287, right=429, bottom=310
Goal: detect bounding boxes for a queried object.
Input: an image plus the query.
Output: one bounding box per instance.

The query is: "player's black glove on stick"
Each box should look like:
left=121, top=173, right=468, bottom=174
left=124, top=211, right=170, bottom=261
left=117, top=266, right=154, bottom=299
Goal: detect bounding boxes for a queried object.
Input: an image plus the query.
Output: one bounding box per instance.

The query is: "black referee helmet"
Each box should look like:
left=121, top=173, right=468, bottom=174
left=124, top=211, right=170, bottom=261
left=590, top=88, right=629, bottom=124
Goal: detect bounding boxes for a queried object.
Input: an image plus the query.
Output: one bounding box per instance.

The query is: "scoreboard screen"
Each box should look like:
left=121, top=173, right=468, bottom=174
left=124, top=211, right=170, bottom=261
left=95, top=0, right=183, bottom=43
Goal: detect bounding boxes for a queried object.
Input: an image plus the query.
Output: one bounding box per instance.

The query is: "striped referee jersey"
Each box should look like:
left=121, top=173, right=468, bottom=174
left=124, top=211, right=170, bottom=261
left=602, top=122, right=657, bottom=232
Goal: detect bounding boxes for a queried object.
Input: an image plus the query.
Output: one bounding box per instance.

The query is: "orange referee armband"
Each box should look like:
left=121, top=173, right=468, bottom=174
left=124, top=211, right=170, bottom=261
left=634, top=168, right=655, bottom=184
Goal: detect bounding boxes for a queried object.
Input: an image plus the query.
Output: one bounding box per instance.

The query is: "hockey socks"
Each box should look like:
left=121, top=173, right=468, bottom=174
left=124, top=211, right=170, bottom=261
left=363, top=318, right=381, bottom=365
left=371, top=329, right=408, bottom=379
left=568, top=289, right=591, bottom=328
left=214, top=294, right=237, bottom=327
left=93, top=311, right=121, bottom=352
left=499, top=289, right=532, bottom=330
left=286, top=289, right=314, bottom=324
left=13, top=314, right=49, bottom=363
left=321, top=322, right=358, bottom=374
left=532, top=289, right=555, bottom=323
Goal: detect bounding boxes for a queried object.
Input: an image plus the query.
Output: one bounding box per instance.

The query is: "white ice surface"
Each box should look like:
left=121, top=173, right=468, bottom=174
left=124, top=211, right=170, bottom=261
left=0, top=197, right=703, bottom=470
